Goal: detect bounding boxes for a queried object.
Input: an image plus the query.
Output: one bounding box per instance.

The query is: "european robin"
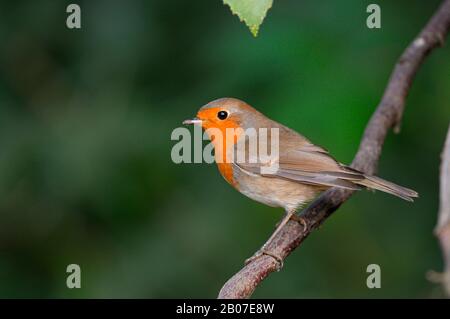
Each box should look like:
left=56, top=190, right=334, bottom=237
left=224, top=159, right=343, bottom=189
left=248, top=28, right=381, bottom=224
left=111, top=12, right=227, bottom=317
left=183, top=98, right=418, bottom=263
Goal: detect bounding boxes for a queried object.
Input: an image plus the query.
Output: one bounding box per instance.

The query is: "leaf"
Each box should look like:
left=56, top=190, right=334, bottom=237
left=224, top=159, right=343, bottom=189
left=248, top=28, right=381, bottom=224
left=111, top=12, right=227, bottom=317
left=223, top=0, right=273, bottom=37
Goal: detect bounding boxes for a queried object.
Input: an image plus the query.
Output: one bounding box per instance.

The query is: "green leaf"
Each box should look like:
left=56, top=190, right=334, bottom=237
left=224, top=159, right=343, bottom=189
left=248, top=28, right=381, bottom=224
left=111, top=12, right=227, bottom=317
left=223, top=0, right=273, bottom=37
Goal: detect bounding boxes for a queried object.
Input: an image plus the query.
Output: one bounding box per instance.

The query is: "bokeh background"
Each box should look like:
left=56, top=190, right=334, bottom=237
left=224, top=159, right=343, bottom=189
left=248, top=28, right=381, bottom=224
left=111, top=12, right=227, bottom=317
left=0, top=0, right=449, bottom=298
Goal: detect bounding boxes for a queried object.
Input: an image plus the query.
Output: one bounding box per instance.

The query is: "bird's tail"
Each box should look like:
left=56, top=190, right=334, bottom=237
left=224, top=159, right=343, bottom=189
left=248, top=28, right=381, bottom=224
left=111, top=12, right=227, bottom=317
left=355, top=174, right=418, bottom=202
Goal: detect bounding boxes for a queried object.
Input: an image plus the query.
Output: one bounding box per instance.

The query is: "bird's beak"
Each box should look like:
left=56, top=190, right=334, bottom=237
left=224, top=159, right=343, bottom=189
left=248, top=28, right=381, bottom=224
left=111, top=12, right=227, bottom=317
left=183, top=117, right=202, bottom=125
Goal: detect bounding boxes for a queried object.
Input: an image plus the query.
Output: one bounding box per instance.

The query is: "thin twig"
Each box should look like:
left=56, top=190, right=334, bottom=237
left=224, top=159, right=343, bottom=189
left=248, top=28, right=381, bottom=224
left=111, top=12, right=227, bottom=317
left=218, top=0, right=450, bottom=299
left=435, top=125, right=450, bottom=297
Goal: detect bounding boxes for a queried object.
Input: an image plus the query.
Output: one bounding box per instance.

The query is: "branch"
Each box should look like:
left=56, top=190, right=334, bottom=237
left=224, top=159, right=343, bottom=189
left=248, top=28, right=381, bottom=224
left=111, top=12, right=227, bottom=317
left=218, top=0, right=450, bottom=299
left=434, top=125, right=450, bottom=296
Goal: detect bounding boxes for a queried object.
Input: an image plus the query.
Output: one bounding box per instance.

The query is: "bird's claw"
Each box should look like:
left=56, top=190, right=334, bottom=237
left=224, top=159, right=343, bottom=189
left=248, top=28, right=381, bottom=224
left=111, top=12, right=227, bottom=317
left=245, top=249, right=284, bottom=271
left=291, top=215, right=309, bottom=232
left=244, top=251, right=263, bottom=265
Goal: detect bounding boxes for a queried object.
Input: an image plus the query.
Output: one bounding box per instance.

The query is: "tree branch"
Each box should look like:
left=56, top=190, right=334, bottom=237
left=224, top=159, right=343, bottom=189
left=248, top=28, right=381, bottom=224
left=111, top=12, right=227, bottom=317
left=435, top=125, right=450, bottom=296
left=218, top=0, right=450, bottom=299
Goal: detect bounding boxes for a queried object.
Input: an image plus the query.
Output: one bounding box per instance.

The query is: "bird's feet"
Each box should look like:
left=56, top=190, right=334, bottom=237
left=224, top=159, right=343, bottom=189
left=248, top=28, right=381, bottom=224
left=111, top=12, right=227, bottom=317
left=244, top=213, right=308, bottom=271
left=290, top=214, right=309, bottom=232
left=275, top=213, right=309, bottom=232
left=245, top=249, right=284, bottom=271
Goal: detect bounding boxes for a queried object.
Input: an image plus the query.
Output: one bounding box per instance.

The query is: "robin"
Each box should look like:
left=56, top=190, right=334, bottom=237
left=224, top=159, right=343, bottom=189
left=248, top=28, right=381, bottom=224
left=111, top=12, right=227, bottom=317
left=183, top=98, right=418, bottom=264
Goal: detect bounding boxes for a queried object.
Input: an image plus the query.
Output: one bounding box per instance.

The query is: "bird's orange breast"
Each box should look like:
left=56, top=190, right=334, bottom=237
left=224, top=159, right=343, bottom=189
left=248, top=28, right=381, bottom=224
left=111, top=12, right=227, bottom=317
left=213, top=142, right=237, bottom=186
left=197, top=106, right=243, bottom=187
left=217, top=162, right=235, bottom=186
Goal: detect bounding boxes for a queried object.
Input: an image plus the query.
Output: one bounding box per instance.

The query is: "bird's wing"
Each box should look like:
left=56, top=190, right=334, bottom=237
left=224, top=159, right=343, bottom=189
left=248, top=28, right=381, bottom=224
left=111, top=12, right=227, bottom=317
left=234, top=138, right=365, bottom=190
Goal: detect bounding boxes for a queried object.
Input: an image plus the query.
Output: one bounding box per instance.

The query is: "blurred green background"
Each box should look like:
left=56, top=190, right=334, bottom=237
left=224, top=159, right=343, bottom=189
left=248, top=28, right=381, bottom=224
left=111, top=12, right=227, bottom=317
left=0, top=0, right=449, bottom=298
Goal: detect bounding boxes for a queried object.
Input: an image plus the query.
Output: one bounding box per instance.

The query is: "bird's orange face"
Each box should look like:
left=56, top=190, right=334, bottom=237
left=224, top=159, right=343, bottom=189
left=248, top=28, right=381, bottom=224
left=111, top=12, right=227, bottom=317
left=183, top=97, right=255, bottom=132
left=196, top=107, right=239, bottom=133
left=183, top=98, right=262, bottom=159
left=183, top=99, right=250, bottom=185
left=196, top=107, right=242, bottom=162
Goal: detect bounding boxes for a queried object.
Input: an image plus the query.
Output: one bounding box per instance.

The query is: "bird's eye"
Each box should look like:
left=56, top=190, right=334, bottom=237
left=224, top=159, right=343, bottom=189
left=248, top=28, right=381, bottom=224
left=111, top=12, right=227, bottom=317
left=217, top=110, right=228, bottom=120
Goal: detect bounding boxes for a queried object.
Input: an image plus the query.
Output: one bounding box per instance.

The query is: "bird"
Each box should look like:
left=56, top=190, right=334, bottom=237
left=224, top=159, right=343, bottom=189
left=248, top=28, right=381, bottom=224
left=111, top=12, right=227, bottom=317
left=183, top=97, right=418, bottom=264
